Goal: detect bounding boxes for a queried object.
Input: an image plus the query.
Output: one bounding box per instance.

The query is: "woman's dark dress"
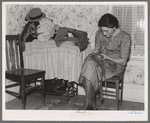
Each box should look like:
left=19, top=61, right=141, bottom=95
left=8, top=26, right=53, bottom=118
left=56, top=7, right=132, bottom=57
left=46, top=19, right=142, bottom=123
left=78, top=29, right=131, bottom=91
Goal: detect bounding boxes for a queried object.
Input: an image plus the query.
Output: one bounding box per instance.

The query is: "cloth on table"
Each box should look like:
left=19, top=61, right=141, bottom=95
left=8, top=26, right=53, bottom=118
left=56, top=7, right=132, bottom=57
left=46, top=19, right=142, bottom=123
left=23, top=39, right=92, bottom=83
left=37, top=18, right=56, bottom=42
left=54, top=27, right=89, bottom=52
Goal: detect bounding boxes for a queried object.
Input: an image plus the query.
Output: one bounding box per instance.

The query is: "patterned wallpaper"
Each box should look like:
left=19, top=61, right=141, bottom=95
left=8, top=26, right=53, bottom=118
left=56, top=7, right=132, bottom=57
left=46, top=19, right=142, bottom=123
left=5, top=4, right=145, bottom=85
left=5, top=4, right=109, bottom=49
left=125, top=61, right=144, bottom=85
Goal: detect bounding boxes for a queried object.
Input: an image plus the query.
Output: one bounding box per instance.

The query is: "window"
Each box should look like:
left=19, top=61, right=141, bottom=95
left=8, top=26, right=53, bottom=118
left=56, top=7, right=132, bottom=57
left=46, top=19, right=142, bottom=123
left=110, top=5, right=145, bottom=56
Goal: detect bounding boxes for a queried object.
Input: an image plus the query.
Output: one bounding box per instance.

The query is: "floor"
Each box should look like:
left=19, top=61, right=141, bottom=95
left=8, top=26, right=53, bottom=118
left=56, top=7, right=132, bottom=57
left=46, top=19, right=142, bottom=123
left=6, top=92, right=144, bottom=110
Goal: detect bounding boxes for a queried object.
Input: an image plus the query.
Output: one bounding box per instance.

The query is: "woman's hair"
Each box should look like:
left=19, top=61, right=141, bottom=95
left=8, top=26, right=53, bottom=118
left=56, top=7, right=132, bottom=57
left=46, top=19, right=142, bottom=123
left=98, top=13, right=119, bottom=28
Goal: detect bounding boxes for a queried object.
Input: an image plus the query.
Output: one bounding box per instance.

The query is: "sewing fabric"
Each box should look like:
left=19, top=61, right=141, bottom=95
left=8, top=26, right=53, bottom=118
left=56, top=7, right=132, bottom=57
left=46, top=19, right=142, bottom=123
left=37, top=18, right=55, bottom=42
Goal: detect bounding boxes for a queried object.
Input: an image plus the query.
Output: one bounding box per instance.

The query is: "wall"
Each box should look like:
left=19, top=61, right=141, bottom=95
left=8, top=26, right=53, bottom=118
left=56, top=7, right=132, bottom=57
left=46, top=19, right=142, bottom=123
left=4, top=4, right=145, bottom=103
left=5, top=4, right=109, bottom=47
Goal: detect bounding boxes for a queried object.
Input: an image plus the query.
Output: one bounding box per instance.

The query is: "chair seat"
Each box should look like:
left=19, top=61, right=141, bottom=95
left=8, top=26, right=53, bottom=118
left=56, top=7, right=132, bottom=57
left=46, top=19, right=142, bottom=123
left=102, top=75, right=123, bottom=89
left=106, top=75, right=123, bottom=82
left=6, top=68, right=45, bottom=76
left=6, top=68, right=45, bottom=82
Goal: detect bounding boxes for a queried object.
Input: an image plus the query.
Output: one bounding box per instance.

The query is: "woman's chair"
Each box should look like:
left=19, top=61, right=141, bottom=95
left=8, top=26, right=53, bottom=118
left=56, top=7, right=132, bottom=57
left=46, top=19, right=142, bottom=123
left=5, top=35, right=45, bottom=109
left=100, top=71, right=125, bottom=110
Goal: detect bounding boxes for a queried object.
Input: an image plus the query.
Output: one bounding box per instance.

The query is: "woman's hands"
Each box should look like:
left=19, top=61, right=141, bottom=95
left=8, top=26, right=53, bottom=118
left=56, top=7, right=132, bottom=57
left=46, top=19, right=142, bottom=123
left=101, top=54, right=110, bottom=60
left=91, top=49, right=97, bottom=53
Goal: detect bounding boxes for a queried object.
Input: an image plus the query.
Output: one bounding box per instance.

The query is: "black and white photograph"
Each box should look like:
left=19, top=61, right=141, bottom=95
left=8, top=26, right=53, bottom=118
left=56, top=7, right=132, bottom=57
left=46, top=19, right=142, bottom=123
left=2, top=1, right=148, bottom=121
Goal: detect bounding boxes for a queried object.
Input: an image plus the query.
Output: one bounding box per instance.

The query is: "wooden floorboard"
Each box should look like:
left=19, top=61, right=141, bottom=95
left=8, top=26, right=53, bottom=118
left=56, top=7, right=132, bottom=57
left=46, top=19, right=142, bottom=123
left=5, top=93, right=144, bottom=110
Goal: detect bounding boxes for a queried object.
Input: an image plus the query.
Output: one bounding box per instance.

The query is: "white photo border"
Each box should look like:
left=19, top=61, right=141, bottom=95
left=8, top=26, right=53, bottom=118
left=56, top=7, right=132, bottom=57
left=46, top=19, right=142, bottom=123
left=2, top=1, right=148, bottom=121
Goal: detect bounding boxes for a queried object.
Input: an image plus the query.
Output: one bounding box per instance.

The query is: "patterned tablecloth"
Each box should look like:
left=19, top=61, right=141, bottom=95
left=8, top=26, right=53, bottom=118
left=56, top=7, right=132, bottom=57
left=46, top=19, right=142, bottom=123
left=23, top=39, right=92, bottom=83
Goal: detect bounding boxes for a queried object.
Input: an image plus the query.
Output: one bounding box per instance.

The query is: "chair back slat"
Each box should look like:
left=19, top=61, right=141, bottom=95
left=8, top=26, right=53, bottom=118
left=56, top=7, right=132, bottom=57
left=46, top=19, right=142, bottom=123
left=19, top=36, right=24, bottom=68
left=6, top=35, right=23, bottom=71
left=6, top=35, right=20, bottom=40
left=14, top=39, right=19, bottom=69
left=5, top=41, right=10, bottom=70
left=8, top=40, right=16, bottom=70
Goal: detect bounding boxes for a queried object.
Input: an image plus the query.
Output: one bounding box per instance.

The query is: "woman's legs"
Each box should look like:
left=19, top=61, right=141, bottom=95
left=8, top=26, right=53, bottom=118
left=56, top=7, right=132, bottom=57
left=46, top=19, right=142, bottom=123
left=91, top=84, right=96, bottom=109
left=82, top=77, right=96, bottom=110
left=79, top=56, right=104, bottom=110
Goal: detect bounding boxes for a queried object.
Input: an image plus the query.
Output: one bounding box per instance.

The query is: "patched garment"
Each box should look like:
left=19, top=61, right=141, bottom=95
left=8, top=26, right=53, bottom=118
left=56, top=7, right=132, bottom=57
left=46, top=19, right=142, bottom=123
left=37, top=18, right=55, bottom=42
left=78, top=30, right=131, bottom=91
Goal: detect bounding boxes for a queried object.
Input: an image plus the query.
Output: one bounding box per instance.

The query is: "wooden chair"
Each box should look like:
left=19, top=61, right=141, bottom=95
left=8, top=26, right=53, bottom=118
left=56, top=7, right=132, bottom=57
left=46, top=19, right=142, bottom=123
left=5, top=35, right=45, bottom=109
left=100, top=71, right=125, bottom=110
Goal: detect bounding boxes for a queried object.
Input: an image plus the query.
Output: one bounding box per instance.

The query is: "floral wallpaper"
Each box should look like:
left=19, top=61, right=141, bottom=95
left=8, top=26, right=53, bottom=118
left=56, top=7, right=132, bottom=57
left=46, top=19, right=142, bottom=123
left=5, top=4, right=145, bottom=86
left=125, top=61, right=144, bottom=85
left=5, top=4, right=108, bottom=49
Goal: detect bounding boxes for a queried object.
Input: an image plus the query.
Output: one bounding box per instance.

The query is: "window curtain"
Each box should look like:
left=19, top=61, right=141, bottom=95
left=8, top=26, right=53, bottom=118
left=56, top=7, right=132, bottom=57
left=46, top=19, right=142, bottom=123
left=110, top=5, right=145, bottom=48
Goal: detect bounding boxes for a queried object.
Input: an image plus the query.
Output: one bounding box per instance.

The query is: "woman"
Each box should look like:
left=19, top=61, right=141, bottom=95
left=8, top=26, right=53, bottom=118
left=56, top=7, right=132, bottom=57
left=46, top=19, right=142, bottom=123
left=78, top=13, right=131, bottom=110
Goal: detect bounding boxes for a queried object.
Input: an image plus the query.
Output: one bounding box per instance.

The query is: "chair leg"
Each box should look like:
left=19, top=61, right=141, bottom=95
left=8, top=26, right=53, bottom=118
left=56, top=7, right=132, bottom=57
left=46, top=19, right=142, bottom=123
left=116, top=80, right=119, bottom=110
left=19, top=84, right=22, bottom=99
left=41, top=74, right=45, bottom=107
left=21, top=78, right=26, bottom=109
left=76, top=83, right=78, bottom=95
left=120, top=80, right=123, bottom=105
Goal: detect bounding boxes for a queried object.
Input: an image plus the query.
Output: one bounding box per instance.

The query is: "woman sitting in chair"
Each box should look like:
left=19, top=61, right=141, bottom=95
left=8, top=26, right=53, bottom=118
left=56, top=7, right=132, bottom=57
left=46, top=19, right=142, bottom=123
left=78, top=13, right=131, bottom=110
